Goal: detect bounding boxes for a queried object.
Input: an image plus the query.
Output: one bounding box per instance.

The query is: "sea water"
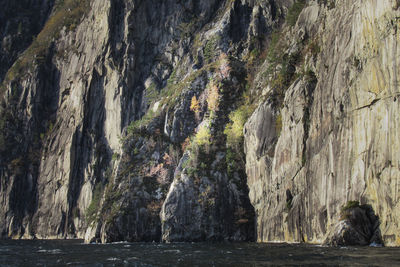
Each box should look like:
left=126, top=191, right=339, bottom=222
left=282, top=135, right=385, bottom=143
left=0, top=239, right=399, bottom=266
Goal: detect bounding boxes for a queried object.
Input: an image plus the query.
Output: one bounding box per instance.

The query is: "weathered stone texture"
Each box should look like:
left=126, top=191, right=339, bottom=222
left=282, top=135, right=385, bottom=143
left=245, top=0, right=400, bottom=246
left=0, top=0, right=399, bottom=246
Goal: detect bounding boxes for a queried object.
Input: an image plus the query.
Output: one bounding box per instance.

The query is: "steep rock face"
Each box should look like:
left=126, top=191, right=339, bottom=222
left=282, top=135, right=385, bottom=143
left=1, top=0, right=123, bottom=239
left=245, top=0, right=400, bottom=246
left=160, top=57, right=255, bottom=242
left=1, top=0, right=399, bottom=247
left=0, top=0, right=286, bottom=242
left=85, top=0, right=259, bottom=243
left=158, top=0, right=295, bottom=243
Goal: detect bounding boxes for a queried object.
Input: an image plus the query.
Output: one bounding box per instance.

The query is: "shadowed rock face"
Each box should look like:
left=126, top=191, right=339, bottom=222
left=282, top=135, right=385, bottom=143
left=0, top=0, right=53, bottom=82
left=325, top=205, right=383, bottom=246
left=0, top=0, right=399, bottom=246
left=0, top=0, right=278, bottom=242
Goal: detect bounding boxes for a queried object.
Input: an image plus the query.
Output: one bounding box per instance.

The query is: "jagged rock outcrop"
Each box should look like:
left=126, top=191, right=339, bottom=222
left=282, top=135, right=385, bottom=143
left=160, top=54, right=255, bottom=242
left=324, top=203, right=383, bottom=246
left=0, top=0, right=399, bottom=247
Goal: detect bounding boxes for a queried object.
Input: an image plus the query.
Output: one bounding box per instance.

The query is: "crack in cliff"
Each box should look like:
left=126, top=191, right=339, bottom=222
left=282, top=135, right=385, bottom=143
left=301, top=77, right=317, bottom=167
left=352, top=92, right=400, bottom=112
left=353, top=98, right=380, bottom=111
left=290, top=167, right=302, bottom=181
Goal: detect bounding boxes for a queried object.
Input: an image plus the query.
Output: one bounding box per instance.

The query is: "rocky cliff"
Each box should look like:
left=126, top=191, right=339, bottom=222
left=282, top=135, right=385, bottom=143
left=245, top=0, right=400, bottom=246
left=0, top=0, right=399, bottom=246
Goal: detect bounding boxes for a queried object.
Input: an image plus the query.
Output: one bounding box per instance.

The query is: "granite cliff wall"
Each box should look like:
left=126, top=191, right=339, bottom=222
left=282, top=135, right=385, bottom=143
left=245, top=0, right=400, bottom=246
left=0, top=0, right=398, bottom=246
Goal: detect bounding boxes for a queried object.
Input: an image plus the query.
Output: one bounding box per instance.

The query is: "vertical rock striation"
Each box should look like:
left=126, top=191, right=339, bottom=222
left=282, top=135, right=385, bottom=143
left=245, top=0, right=400, bottom=246
left=0, top=0, right=282, bottom=242
left=0, top=0, right=399, bottom=247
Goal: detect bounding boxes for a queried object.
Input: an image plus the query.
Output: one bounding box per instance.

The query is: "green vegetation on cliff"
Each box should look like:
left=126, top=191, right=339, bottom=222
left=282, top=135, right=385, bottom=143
left=2, top=0, right=90, bottom=87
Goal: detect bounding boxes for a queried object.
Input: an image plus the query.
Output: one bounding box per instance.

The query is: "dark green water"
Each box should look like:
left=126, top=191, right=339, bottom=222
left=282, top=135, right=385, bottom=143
left=0, top=240, right=399, bottom=266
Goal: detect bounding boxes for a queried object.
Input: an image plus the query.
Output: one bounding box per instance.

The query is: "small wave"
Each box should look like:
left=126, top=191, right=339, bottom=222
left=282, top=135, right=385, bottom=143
left=164, top=249, right=181, bottom=253
left=369, top=242, right=383, bottom=247
left=37, top=249, right=62, bottom=254
left=107, top=257, right=119, bottom=261
left=111, top=241, right=128, bottom=244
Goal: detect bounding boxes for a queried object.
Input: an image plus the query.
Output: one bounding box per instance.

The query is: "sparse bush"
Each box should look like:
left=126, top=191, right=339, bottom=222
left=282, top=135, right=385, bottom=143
left=145, top=83, right=159, bottom=106
left=126, top=110, right=157, bottom=136
left=203, top=35, right=220, bottom=63
left=167, top=68, right=177, bottom=88
left=303, top=68, right=317, bottom=83
left=181, top=137, right=191, bottom=152
left=266, top=32, right=280, bottom=67
left=224, top=102, right=256, bottom=178
left=340, top=200, right=360, bottom=220
left=190, top=95, right=200, bottom=114
left=178, top=17, right=199, bottom=38
left=112, top=153, right=120, bottom=161
left=224, top=105, right=253, bottom=150
left=194, top=123, right=211, bottom=147
left=275, top=113, right=282, bottom=136
left=226, top=148, right=237, bottom=176
left=286, top=0, right=306, bottom=27
left=186, top=166, right=198, bottom=177
left=207, top=82, right=220, bottom=114
left=86, top=183, right=104, bottom=223
left=341, top=200, right=360, bottom=212
left=267, top=40, right=301, bottom=107
left=270, top=72, right=287, bottom=99
left=2, top=0, right=91, bottom=86
left=308, top=39, right=321, bottom=55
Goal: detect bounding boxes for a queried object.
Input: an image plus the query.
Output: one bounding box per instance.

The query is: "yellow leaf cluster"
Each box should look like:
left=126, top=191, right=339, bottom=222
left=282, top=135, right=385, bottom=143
left=194, top=124, right=211, bottom=147
left=190, top=95, right=200, bottom=114
left=207, top=82, right=219, bottom=112
left=224, top=105, right=253, bottom=149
